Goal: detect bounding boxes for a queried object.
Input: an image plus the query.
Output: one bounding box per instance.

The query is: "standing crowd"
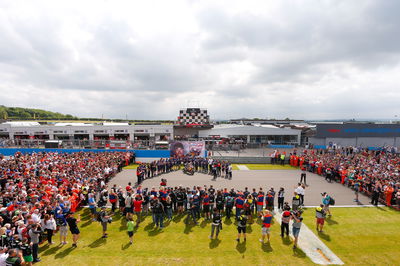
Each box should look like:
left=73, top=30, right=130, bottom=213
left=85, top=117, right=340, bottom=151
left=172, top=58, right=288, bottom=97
left=0, top=151, right=132, bottom=265
left=288, top=147, right=400, bottom=208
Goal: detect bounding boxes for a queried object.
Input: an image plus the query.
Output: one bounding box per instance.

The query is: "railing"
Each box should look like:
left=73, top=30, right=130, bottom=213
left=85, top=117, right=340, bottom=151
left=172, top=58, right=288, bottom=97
left=0, top=139, right=159, bottom=150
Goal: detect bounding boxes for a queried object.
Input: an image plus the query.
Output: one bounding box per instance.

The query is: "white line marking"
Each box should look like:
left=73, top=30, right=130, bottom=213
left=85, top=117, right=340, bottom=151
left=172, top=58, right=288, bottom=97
left=237, top=165, right=250, bottom=170
left=273, top=208, right=344, bottom=265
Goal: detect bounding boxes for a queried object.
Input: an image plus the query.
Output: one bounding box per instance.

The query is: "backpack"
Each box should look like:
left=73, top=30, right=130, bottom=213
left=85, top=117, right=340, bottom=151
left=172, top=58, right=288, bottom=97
left=329, top=197, right=335, bottom=205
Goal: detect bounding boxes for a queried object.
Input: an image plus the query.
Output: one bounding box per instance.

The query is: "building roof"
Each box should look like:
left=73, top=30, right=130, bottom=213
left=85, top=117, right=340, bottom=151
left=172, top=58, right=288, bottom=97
left=2, top=121, right=41, bottom=127
left=199, top=125, right=300, bottom=137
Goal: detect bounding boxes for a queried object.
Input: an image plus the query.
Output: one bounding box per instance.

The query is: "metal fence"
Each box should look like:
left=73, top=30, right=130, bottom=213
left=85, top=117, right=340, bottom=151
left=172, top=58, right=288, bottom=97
left=0, top=139, right=159, bottom=150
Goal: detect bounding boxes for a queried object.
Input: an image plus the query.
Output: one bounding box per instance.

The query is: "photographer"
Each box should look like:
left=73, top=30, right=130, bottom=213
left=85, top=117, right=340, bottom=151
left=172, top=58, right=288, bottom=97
left=99, top=206, right=111, bottom=238
left=28, top=224, right=41, bottom=263
left=153, top=199, right=165, bottom=229
left=209, top=208, right=222, bottom=240
left=291, top=210, right=303, bottom=249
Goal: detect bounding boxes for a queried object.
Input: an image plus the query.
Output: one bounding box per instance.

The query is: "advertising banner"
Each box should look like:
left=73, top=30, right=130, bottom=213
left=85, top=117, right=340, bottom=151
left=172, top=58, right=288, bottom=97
left=170, top=141, right=206, bottom=157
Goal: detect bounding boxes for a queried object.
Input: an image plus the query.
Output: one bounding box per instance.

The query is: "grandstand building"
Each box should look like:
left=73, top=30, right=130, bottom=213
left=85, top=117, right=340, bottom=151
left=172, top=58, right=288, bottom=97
left=0, top=122, right=173, bottom=142
left=309, top=123, right=400, bottom=148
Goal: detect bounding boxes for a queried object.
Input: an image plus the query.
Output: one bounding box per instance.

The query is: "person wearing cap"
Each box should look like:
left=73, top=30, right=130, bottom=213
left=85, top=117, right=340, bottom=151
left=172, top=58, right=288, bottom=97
left=236, top=214, right=247, bottom=242
left=315, top=204, right=326, bottom=232
left=259, top=210, right=273, bottom=244
left=322, top=193, right=332, bottom=216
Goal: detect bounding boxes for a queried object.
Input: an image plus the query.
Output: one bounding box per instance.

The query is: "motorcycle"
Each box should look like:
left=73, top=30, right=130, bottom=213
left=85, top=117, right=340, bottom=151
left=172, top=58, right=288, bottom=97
left=183, top=166, right=194, bottom=175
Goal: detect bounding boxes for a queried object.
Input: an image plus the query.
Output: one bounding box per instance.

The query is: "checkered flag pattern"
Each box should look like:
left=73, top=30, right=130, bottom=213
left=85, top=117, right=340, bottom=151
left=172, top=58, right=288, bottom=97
left=177, top=108, right=210, bottom=125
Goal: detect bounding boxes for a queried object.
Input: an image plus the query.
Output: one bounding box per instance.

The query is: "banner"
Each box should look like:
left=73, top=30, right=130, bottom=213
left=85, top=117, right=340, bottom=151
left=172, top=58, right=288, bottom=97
left=170, top=141, right=206, bottom=157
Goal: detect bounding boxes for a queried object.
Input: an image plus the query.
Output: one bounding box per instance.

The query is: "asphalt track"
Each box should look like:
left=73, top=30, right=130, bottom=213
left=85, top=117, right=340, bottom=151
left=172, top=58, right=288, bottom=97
left=110, top=169, right=371, bottom=206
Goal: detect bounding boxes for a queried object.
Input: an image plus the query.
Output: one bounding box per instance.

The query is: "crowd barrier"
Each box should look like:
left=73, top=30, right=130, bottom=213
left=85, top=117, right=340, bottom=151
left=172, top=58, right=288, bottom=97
left=267, top=144, right=294, bottom=149
left=0, top=148, right=171, bottom=158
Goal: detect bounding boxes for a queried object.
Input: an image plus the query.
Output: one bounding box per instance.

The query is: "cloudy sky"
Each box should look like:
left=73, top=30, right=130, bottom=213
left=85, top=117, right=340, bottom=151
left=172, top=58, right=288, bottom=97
left=0, top=0, right=399, bottom=120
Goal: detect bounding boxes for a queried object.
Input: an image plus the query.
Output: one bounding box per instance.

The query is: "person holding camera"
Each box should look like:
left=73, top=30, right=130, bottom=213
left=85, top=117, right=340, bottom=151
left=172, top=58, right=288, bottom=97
left=259, top=210, right=273, bottom=244
left=153, top=199, right=165, bottom=229
left=236, top=214, right=247, bottom=242
left=28, top=223, right=41, bottom=263
left=291, top=210, right=303, bottom=249
left=209, top=208, right=222, bottom=240
left=99, top=206, right=111, bottom=238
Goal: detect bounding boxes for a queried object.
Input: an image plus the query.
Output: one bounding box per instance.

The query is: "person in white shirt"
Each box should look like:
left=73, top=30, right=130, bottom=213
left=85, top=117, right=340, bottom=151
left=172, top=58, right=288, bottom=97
left=0, top=247, right=9, bottom=266
left=295, top=183, right=305, bottom=206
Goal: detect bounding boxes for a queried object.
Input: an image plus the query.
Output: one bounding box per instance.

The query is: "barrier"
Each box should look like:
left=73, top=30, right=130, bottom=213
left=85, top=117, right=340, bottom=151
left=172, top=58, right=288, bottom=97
left=267, top=144, right=294, bottom=149
left=313, top=145, right=327, bottom=149
left=0, top=148, right=171, bottom=158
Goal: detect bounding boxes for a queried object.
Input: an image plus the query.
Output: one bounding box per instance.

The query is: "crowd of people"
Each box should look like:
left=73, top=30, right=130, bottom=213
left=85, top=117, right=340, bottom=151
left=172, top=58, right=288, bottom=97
left=90, top=182, right=306, bottom=249
left=288, top=147, right=400, bottom=208
left=0, top=151, right=132, bottom=265
left=0, top=144, right=399, bottom=264
left=135, top=157, right=232, bottom=184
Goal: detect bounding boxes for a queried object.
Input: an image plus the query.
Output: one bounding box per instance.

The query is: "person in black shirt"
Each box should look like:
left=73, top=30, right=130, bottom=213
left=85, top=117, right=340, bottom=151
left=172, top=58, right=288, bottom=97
left=236, top=214, right=247, bottom=242
left=20, top=238, right=33, bottom=265
left=153, top=199, right=164, bottom=229
left=66, top=212, right=80, bottom=247
left=209, top=208, right=222, bottom=240
left=5, top=249, right=24, bottom=266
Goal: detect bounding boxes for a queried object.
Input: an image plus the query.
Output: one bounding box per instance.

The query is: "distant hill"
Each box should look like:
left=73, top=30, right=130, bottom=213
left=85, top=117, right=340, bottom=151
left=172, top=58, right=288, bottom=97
left=0, top=105, right=174, bottom=124
left=0, top=105, right=77, bottom=120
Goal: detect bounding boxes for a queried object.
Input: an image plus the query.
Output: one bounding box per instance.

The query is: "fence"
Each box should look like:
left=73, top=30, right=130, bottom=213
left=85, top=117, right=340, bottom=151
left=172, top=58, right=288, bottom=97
left=0, top=139, right=159, bottom=150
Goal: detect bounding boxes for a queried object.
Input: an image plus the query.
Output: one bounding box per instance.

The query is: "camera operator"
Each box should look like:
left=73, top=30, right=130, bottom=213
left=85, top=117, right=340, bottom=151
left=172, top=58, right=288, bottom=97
left=291, top=210, right=303, bottom=249
left=28, top=223, right=41, bottom=263
left=99, top=206, right=111, bottom=238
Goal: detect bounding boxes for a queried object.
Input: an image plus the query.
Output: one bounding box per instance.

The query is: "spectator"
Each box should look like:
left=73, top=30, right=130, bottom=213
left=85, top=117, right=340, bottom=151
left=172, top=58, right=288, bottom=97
left=99, top=206, right=111, bottom=238
left=315, top=204, right=326, bottom=232
left=259, top=210, right=273, bottom=244
left=209, top=208, right=222, bottom=240
left=291, top=210, right=303, bottom=249
left=280, top=209, right=291, bottom=237
left=277, top=187, right=285, bottom=210
left=126, top=216, right=135, bottom=244
left=236, top=214, right=247, bottom=242
left=322, top=193, right=332, bottom=216
left=66, top=212, right=80, bottom=248
left=43, top=214, right=56, bottom=245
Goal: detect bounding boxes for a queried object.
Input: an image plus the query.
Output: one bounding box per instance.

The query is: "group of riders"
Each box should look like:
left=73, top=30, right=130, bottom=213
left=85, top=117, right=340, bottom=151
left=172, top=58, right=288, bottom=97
left=136, top=156, right=233, bottom=183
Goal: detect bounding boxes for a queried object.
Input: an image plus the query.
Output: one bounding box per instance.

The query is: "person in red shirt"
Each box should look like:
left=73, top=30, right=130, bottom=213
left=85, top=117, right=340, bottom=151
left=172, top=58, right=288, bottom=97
left=133, top=195, right=143, bottom=225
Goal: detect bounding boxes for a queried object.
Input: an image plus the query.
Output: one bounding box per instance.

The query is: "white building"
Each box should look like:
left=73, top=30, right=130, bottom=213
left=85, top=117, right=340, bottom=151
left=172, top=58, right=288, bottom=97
left=198, top=124, right=301, bottom=144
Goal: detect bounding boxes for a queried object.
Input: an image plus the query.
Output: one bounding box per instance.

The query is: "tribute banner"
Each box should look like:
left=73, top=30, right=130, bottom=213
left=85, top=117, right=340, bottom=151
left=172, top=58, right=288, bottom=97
left=170, top=141, right=206, bottom=157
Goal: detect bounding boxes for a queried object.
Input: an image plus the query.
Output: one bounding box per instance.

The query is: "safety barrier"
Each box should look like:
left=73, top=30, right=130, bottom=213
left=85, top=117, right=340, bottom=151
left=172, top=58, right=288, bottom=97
left=0, top=148, right=171, bottom=158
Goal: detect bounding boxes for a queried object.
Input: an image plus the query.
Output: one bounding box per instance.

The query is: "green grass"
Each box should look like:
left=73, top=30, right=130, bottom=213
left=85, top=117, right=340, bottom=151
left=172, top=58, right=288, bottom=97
left=302, top=207, right=400, bottom=265
left=39, top=209, right=311, bottom=266
left=233, top=164, right=296, bottom=170
left=123, top=164, right=138, bottom=169
left=39, top=207, right=400, bottom=265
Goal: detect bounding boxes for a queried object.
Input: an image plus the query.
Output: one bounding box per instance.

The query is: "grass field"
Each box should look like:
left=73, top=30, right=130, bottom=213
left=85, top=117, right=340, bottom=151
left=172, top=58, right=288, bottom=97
left=123, top=164, right=139, bottom=169
left=38, top=207, right=400, bottom=266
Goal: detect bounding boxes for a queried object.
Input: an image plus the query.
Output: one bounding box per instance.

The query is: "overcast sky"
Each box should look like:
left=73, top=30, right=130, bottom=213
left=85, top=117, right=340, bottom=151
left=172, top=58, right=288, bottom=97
left=0, top=0, right=399, bottom=120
